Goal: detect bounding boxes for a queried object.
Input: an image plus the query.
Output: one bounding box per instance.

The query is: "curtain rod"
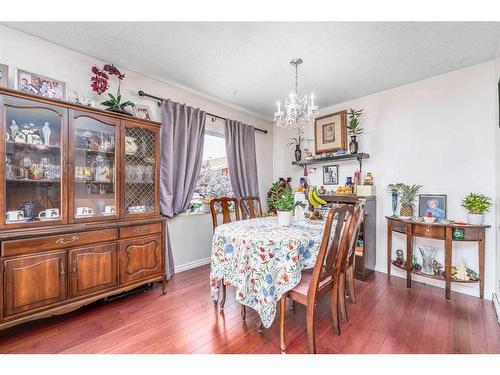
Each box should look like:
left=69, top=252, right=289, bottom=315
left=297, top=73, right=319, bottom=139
left=138, top=90, right=268, bottom=134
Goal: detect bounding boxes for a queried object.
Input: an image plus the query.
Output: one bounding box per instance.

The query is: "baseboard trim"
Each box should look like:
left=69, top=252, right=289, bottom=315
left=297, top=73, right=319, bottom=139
left=493, top=293, right=500, bottom=325
left=174, top=257, right=211, bottom=273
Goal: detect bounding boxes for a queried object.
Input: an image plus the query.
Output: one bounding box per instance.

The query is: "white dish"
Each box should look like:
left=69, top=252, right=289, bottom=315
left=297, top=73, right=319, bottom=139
left=398, top=216, right=411, bottom=220
left=76, top=213, right=96, bottom=218
left=423, top=217, right=435, bottom=224
left=101, top=212, right=116, bottom=216
left=6, top=218, right=28, bottom=224
left=39, top=216, right=61, bottom=221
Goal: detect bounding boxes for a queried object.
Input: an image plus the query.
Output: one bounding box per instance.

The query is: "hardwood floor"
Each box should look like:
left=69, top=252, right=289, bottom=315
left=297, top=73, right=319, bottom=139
left=0, top=264, right=499, bottom=354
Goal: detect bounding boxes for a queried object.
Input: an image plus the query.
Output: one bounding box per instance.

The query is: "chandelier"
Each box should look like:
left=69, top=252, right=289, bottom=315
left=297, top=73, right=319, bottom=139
left=274, top=58, right=318, bottom=131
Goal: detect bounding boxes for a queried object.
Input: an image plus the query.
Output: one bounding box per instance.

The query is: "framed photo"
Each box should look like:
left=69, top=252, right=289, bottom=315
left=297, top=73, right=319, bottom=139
left=0, top=64, right=8, bottom=88
left=314, top=110, right=347, bottom=154
left=15, top=69, right=67, bottom=100
left=418, top=194, right=447, bottom=220
left=133, top=104, right=152, bottom=120
left=323, top=165, right=339, bottom=185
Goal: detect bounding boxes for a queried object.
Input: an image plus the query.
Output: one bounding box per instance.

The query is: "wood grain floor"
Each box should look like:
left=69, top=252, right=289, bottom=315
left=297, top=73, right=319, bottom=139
left=0, top=265, right=499, bottom=354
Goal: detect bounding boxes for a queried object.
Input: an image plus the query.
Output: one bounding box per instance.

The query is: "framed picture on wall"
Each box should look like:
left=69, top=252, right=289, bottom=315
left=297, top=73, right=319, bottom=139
left=133, top=104, right=152, bottom=120
left=323, top=165, right=339, bottom=185
left=418, top=194, right=447, bottom=220
left=15, top=69, right=67, bottom=100
left=0, top=64, right=8, bottom=88
left=314, top=110, right=347, bottom=154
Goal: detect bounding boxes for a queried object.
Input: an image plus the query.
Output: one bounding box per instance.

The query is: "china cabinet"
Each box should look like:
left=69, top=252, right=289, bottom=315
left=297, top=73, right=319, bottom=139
left=0, top=87, right=166, bottom=330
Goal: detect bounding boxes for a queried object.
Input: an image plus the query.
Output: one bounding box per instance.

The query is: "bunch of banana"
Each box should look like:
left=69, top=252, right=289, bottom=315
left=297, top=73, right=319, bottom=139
left=307, top=187, right=327, bottom=207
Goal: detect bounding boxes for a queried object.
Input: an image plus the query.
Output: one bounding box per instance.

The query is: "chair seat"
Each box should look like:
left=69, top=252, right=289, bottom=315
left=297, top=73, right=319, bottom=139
left=291, top=269, right=333, bottom=296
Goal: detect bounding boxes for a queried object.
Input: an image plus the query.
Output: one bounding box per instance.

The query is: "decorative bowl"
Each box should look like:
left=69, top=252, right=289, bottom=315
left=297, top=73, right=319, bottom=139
left=423, top=217, right=435, bottom=224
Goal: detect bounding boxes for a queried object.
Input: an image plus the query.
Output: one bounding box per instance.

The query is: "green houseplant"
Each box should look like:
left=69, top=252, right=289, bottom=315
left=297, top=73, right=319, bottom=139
left=398, top=184, right=422, bottom=218
left=347, top=108, right=364, bottom=154
left=461, top=193, right=492, bottom=225
left=268, top=185, right=305, bottom=226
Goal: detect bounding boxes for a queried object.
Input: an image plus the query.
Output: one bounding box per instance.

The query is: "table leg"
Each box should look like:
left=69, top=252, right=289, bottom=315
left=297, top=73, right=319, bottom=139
left=445, top=228, right=452, bottom=300
left=387, top=221, right=392, bottom=276
left=406, top=224, right=412, bottom=289
left=479, top=229, right=485, bottom=299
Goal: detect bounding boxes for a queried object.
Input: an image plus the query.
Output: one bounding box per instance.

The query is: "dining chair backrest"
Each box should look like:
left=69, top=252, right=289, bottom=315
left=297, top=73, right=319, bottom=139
left=308, top=204, right=355, bottom=298
left=239, top=196, right=263, bottom=220
left=210, top=197, right=240, bottom=231
left=342, top=201, right=366, bottom=275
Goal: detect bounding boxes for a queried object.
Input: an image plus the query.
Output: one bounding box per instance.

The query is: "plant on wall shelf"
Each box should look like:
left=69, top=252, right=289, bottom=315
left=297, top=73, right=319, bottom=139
left=286, top=130, right=311, bottom=162
left=461, top=193, right=491, bottom=225
left=91, top=64, right=134, bottom=115
left=347, top=108, right=364, bottom=154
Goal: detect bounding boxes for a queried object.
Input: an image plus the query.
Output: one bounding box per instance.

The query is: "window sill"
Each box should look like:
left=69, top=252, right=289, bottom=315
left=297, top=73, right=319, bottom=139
left=180, top=211, right=210, bottom=217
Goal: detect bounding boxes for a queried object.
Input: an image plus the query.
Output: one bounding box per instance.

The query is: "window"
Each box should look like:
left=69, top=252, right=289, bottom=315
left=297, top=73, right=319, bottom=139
left=186, top=117, right=233, bottom=214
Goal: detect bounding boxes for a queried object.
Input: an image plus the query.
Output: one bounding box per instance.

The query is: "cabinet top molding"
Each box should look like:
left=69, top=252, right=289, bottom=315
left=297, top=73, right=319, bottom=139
left=0, top=87, right=162, bottom=127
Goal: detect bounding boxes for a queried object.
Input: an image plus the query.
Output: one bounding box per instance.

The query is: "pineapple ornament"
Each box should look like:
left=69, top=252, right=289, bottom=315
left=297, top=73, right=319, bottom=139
left=398, top=184, right=422, bottom=218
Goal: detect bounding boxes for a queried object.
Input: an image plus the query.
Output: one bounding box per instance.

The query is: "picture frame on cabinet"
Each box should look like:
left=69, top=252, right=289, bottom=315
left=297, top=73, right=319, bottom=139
left=323, top=164, right=339, bottom=185
left=15, top=68, right=67, bottom=101
left=0, top=63, right=8, bottom=88
left=314, top=110, right=347, bottom=154
left=418, top=194, right=447, bottom=220
left=133, top=104, right=152, bottom=120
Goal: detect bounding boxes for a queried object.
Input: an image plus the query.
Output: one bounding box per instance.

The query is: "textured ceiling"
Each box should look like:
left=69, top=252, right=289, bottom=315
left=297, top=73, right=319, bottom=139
left=3, top=22, right=500, bottom=117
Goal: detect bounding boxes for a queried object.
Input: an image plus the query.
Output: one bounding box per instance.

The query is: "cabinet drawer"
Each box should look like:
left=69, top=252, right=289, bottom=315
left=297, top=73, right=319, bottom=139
left=2, top=229, right=118, bottom=257
left=119, top=223, right=162, bottom=239
left=413, top=225, right=445, bottom=239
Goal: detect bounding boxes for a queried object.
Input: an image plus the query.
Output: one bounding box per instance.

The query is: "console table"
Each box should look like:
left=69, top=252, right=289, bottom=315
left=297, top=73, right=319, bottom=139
left=386, top=216, right=489, bottom=299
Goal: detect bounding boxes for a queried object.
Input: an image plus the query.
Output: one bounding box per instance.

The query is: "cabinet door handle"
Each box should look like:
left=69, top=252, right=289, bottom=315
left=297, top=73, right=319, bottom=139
left=56, top=235, right=80, bottom=245
left=72, top=259, right=78, bottom=274
left=133, top=226, right=150, bottom=234
left=60, top=260, right=65, bottom=280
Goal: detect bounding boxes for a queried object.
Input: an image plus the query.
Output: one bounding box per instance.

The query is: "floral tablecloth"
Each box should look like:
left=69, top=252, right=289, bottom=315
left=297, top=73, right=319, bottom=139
left=210, top=217, right=326, bottom=328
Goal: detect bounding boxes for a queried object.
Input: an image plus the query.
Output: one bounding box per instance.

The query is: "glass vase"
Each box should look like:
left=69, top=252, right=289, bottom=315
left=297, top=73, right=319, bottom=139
left=419, top=246, right=437, bottom=275
left=391, top=192, right=398, bottom=217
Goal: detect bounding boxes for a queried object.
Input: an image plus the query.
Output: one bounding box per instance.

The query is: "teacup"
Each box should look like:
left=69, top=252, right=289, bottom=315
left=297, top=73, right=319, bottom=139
left=104, top=205, right=115, bottom=214
left=38, top=208, right=60, bottom=219
left=6, top=210, right=25, bottom=221
left=77, top=207, right=94, bottom=216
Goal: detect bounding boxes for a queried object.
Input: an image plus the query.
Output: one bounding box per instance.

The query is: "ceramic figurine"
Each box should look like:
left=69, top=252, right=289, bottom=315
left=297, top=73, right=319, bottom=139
left=10, top=120, right=18, bottom=140
left=455, top=261, right=468, bottom=281
left=42, top=122, right=51, bottom=146
left=396, top=249, right=404, bottom=262
left=466, top=267, right=479, bottom=281
left=364, top=172, right=374, bottom=185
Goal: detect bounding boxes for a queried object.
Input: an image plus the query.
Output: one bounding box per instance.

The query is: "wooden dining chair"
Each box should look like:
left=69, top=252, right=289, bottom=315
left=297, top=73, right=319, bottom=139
left=279, top=204, right=356, bottom=354
left=338, top=202, right=365, bottom=324
left=209, top=197, right=242, bottom=313
left=210, top=197, right=240, bottom=231
left=239, top=196, right=263, bottom=219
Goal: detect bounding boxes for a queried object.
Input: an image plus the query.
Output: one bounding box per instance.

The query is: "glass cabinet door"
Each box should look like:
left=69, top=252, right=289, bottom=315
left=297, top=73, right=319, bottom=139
left=70, top=112, right=119, bottom=221
left=123, top=123, right=159, bottom=217
left=3, top=100, right=65, bottom=226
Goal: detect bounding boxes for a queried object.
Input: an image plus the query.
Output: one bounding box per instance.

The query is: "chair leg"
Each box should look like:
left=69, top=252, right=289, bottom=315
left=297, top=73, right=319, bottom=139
left=240, top=304, right=246, bottom=320
left=219, top=281, right=226, bottom=309
left=306, top=303, right=316, bottom=354
left=280, top=297, right=287, bottom=354
left=339, top=272, right=348, bottom=323
left=348, top=266, right=356, bottom=303
left=331, top=284, right=340, bottom=336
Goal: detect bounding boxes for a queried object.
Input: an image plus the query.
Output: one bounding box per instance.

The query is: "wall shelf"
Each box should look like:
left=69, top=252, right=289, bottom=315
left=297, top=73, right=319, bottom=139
left=292, top=152, right=369, bottom=172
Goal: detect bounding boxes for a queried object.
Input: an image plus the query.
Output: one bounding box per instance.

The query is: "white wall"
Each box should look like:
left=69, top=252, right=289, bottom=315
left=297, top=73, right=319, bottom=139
left=0, top=25, right=273, bottom=272
left=274, top=61, right=498, bottom=299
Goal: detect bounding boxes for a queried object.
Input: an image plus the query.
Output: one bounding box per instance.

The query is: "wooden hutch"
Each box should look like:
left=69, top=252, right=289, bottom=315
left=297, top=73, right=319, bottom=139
left=0, top=87, right=166, bottom=330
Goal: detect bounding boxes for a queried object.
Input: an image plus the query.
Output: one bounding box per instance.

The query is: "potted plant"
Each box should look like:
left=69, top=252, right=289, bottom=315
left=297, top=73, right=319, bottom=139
left=461, top=193, right=492, bottom=225
left=268, top=185, right=305, bottom=226
left=398, top=184, right=422, bottom=218
left=91, top=64, right=135, bottom=115
left=347, top=108, right=364, bottom=154
left=286, top=131, right=310, bottom=161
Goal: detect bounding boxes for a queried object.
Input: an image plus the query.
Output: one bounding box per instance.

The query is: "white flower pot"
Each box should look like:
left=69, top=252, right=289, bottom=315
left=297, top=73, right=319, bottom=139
left=467, top=213, right=484, bottom=225
left=277, top=210, right=293, bottom=226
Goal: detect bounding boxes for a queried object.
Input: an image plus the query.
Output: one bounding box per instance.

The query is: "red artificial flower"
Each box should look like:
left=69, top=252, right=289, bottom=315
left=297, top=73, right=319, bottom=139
left=90, top=65, right=109, bottom=94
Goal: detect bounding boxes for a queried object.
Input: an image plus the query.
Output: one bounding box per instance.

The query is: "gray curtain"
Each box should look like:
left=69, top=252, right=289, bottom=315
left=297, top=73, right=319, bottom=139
left=160, top=100, right=206, bottom=277
left=224, top=119, right=259, bottom=200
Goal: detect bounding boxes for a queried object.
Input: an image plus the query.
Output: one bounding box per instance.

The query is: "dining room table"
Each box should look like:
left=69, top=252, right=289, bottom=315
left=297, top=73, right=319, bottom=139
left=210, top=216, right=327, bottom=328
